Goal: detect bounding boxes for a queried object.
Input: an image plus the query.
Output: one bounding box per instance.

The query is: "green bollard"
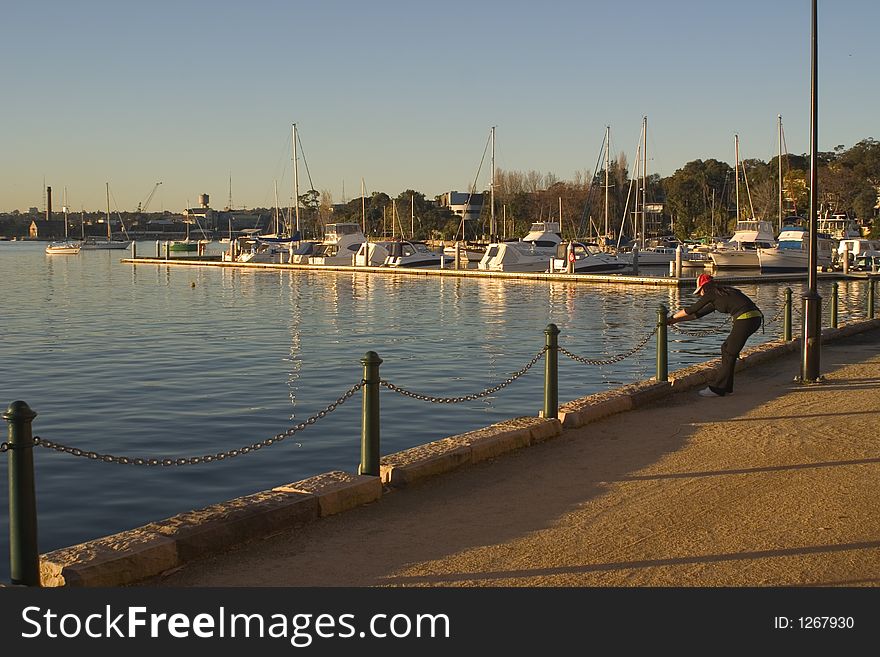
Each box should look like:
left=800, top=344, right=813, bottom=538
left=831, top=282, right=838, bottom=329
left=783, top=288, right=792, bottom=342
left=869, top=278, right=876, bottom=319
left=3, top=401, right=40, bottom=586
left=543, top=324, right=559, bottom=420
left=359, top=351, right=382, bottom=477
left=656, top=305, right=668, bottom=382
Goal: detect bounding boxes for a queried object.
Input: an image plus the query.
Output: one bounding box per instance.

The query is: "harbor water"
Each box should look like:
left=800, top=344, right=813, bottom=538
left=0, top=240, right=872, bottom=582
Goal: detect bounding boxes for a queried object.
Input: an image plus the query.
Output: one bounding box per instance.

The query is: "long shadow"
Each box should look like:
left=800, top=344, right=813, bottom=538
left=380, top=540, right=880, bottom=586
left=615, top=456, right=880, bottom=482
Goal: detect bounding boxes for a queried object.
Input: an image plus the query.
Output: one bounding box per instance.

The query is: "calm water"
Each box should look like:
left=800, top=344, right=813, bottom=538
left=0, top=241, right=871, bottom=580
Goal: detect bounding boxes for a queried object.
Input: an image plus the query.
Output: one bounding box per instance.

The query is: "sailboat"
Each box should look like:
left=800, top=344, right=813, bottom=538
left=445, top=127, right=495, bottom=265
left=709, top=135, right=776, bottom=269
left=81, top=183, right=132, bottom=250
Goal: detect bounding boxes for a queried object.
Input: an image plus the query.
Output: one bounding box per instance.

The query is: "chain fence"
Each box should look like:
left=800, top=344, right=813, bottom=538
left=379, top=347, right=548, bottom=403
left=559, top=326, right=658, bottom=365
left=15, top=381, right=364, bottom=466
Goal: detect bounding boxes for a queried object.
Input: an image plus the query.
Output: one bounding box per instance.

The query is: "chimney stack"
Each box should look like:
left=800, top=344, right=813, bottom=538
left=46, top=186, right=52, bottom=221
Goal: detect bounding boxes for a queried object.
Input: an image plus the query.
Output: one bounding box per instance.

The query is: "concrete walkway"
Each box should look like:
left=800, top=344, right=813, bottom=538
left=141, top=328, right=880, bottom=587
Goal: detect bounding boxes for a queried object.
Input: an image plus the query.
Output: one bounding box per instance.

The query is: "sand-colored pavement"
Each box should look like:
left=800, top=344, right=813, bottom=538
left=142, top=329, right=880, bottom=587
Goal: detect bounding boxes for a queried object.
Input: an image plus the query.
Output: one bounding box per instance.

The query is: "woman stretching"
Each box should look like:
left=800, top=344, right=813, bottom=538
left=667, top=274, right=763, bottom=397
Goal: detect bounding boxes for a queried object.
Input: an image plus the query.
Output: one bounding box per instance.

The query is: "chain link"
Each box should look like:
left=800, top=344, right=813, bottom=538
left=379, top=347, right=548, bottom=403
left=31, top=382, right=364, bottom=466
left=0, top=442, right=8, bottom=453
left=559, top=326, right=657, bottom=366
left=668, top=315, right=732, bottom=337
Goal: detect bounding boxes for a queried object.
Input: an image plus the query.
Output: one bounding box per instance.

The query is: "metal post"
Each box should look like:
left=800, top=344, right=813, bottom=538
left=656, top=305, right=668, bottom=382
left=631, top=245, right=639, bottom=275
left=155, top=240, right=161, bottom=258
left=543, top=324, right=559, bottom=420
left=783, top=288, right=792, bottom=342
left=675, top=245, right=683, bottom=278
left=801, top=0, right=821, bottom=382
left=3, top=401, right=40, bottom=586
left=164, top=241, right=170, bottom=260
left=566, top=242, right=574, bottom=274
left=131, top=241, right=137, bottom=259
left=455, top=242, right=461, bottom=271
left=842, top=243, right=849, bottom=274
left=830, top=282, right=838, bottom=328
left=869, top=278, right=875, bottom=318
left=359, top=351, right=382, bottom=477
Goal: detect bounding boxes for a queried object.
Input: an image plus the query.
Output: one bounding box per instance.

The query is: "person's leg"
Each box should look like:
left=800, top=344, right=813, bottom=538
left=711, top=317, right=761, bottom=393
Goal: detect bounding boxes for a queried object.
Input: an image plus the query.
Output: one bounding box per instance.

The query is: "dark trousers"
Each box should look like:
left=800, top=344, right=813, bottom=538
left=711, top=316, right=762, bottom=393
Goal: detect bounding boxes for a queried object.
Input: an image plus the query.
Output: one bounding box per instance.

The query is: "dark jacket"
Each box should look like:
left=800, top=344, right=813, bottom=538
left=685, top=286, right=759, bottom=319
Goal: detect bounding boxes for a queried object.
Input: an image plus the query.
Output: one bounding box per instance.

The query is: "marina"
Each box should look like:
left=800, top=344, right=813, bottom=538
left=1, top=239, right=878, bottom=583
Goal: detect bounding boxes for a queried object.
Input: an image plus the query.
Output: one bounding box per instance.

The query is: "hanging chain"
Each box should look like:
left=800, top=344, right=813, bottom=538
left=0, top=442, right=8, bottom=453
left=30, top=382, right=364, bottom=466
left=558, top=326, right=657, bottom=366
left=379, top=347, right=548, bottom=403
left=668, top=315, right=732, bottom=337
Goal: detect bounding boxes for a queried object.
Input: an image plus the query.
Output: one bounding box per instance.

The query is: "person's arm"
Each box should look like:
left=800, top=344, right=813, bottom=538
left=668, top=296, right=713, bottom=324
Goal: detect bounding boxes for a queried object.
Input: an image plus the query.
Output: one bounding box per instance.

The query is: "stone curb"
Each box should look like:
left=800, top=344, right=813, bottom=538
left=30, top=318, right=880, bottom=587
left=379, top=417, right=562, bottom=487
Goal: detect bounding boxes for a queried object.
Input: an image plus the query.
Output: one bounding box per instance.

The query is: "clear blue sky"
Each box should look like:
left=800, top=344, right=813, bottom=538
left=2, top=0, right=876, bottom=213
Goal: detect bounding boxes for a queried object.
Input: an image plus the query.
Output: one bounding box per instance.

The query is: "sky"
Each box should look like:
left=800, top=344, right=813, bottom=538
left=2, top=0, right=877, bottom=213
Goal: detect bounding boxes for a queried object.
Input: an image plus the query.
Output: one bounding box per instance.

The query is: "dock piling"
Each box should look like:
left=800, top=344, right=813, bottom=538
left=543, top=324, right=559, bottom=419
left=3, top=401, right=40, bottom=586
left=359, top=351, right=382, bottom=477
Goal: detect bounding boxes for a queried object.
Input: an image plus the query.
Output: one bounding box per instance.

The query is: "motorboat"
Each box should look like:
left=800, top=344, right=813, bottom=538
left=443, top=241, right=486, bottom=264
left=757, top=225, right=835, bottom=273
left=709, top=219, right=777, bottom=269
left=837, top=238, right=880, bottom=269
left=477, top=221, right=562, bottom=272
left=549, top=242, right=626, bottom=274
left=308, top=223, right=368, bottom=266
left=45, top=240, right=81, bottom=255
left=382, top=240, right=454, bottom=268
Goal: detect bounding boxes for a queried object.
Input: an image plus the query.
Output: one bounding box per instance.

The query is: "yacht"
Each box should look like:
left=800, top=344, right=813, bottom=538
left=549, top=242, right=627, bottom=274
left=382, top=240, right=454, bottom=268
left=308, top=223, right=368, bottom=266
left=45, top=240, right=81, bottom=255
left=477, top=221, right=562, bottom=272
left=709, top=219, right=777, bottom=269
left=757, top=225, right=835, bottom=273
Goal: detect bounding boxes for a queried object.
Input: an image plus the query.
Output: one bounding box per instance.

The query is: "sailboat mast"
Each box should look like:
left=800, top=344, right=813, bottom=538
left=642, top=116, right=647, bottom=246
left=105, top=182, right=111, bottom=240
left=778, top=114, right=784, bottom=232
left=604, top=125, right=610, bottom=240
left=361, top=178, right=366, bottom=233
left=292, top=123, right=300, bottom=236
left=63, top=187, right=69, bottom=239
left=411, top=194, right=415, bottom=238
left=490, top=126, right=496, bottom=238
left=734, top=134, right=741, bottom=223
left=273, top=180, right=280, bottom=235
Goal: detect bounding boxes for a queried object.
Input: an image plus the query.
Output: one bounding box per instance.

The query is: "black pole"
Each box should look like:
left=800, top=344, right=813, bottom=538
left=4, top=401, right=40, bottom=586
left=801, top=0, right=822, bottom=382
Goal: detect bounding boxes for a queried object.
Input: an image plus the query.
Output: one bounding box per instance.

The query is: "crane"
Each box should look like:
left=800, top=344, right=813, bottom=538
left=137, top=182, right=163, bottom=213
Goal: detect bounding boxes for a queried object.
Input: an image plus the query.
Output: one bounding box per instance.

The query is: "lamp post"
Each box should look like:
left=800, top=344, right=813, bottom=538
left=801, top=0, right=822, bottom=382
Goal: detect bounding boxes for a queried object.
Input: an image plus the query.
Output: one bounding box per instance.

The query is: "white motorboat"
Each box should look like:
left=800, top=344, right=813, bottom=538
left=709, top=219, right=777, bottom=269
left=477, top=221, right=562, bottom=272
left=549, top=242, right=627, bottom=274
left=837, top=238, right=880, bottom=269
left=757, top=225, right=835, bottom=273
left=45, top=240, right=81, bottom=255
left=308, top=223, right=368, bottom=266
left=382, top=240, right=454, bottom=268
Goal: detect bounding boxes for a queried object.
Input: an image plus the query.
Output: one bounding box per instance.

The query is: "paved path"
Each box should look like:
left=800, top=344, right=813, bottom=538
left=142, top=329, right=880, bottom=587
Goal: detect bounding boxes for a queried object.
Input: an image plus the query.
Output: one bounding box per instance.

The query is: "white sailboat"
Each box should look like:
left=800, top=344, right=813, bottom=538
left=710, top=135, right=776, bottom=269
left=81, top=183, right=132, bottom=250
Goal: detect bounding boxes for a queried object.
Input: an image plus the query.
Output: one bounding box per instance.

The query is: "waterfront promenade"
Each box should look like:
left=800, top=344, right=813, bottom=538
left=141, top=326, right=880, bottom=588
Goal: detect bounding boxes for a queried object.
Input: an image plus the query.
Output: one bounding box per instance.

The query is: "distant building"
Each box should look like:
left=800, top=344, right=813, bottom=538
left=439, top=191, right=484, bottom=223
left=28, top=219, right=66, bottom=240
left=183, top=193, right=215, bottom=229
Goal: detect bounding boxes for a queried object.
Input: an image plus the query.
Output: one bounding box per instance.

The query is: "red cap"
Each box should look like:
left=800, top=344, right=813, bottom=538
left=695, top=273, right=713, bottom=294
